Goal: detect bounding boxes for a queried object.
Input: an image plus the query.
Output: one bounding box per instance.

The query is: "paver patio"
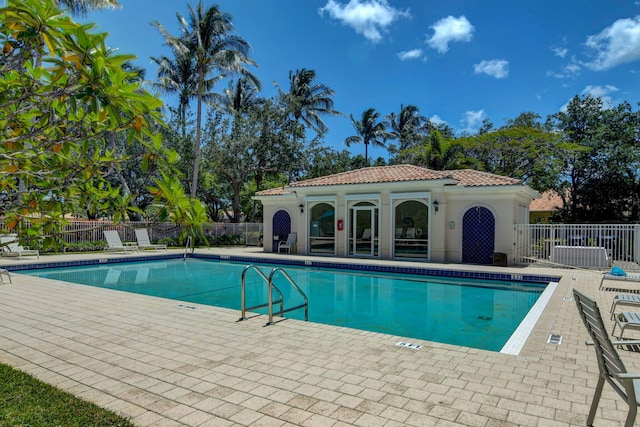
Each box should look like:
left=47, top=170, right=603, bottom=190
left=0, top=248, right=638, bottom=426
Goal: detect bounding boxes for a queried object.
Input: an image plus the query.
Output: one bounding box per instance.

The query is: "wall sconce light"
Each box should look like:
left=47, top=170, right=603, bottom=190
left=298, top=203, right=304, bottom=214
left=449, top=221, right=455, bottom=229
left=432, top=200, right=439, bottom=213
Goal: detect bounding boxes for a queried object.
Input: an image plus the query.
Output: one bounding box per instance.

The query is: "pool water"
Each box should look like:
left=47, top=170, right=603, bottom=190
left=21, top=258, right=544, bottom=352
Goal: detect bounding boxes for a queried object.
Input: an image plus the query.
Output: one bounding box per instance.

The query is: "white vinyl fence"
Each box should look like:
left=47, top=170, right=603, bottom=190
left=514, top=224, right=640, bottom=269
left=0, top=220, right=263, bottom=247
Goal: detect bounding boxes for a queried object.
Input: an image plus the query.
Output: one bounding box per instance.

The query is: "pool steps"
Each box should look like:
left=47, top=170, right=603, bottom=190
left=239, top=265, right=308, bottom=325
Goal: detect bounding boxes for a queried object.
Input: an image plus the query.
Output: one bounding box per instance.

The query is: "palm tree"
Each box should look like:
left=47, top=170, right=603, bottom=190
left=275, top=68, right=342, bottom=135
left=55, top=0, right=121, bottom=16
left=345, top=108, right=392, bottom=165
left=153, top=1, right=259, bottom=199
left=221, top=77, right=264, bottom=115
left=150, top=51, right=197, bottom=135
left=386, top=104, right=429, bottom=163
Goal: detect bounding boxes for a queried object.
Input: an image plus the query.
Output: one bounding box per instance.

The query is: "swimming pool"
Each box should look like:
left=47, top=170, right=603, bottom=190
left=19, top=257, right=552, bottom=352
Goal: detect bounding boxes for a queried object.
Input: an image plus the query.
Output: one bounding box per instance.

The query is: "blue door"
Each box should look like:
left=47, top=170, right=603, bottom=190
left=462, top=207, right=495, bottom=264
left=272, top=210, right=291, bottom=252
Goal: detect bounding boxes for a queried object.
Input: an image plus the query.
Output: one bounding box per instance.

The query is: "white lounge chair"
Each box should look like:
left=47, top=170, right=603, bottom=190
left=600, top=266, right=640, bottom=290
left=0, top=235, right=39, bottom=259
left=103, top=230, right=138, bottom=253
left=278, top=233, right=296, bottom=254
left=134, top=229, right=167, bottom=251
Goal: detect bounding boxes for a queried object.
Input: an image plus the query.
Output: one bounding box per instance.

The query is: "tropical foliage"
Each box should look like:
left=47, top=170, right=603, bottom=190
left=0, top=0, right=177, bottom=247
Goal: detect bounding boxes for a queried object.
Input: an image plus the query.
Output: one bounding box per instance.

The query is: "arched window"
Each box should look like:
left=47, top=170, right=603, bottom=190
left=393, top=200, right=429, bottom=259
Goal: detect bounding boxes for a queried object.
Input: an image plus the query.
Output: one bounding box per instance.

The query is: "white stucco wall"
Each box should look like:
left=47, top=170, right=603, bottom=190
left=256, top=182, right=537, bottom=265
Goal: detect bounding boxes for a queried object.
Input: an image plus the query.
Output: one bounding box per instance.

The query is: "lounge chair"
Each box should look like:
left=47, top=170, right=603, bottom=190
left=0, top=235, right=39, bottom=259
left=134, top=229, right=167, bottom=251
left=613, top=311, right=640, bottom=340
left=278, top=233, right=296, bottom=254
left=600, top=266, right=640, bottom=290
left=610, top=293, right=640, bottom=319
left=103, top=230, right=138, bottom=254
left=573, top=289, right=640, bottom=427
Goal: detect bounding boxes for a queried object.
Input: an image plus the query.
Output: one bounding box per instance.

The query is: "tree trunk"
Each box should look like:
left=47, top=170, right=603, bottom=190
left=190, top=73, right=204, bottom=199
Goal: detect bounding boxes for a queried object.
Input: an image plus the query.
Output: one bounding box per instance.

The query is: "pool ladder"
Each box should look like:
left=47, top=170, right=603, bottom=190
left=239, top=265, right=308, bottom=325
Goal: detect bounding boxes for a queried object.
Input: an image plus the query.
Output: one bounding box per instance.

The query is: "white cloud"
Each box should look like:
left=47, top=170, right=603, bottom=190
left=584, top=16, right=640, bottom=70
left=547, top=61, right=582, bottom=78
left=582, top=84, right=618, bottom=98
left=426, top=16, right=474, bottom=53
left=560, top=85, right=619, bottom=111
left=551, top=46, right=568, bottom=58
left=318, top=0, right=410, bottom=43
left=460, top=109, right=485, bottom=133
left=582, top=85, right=619, bottom=107
left=397, top=48, right=423, bottom=61
left=473, top=59, right=509, bottom=79
left=429, top=115, right=446, bottom=126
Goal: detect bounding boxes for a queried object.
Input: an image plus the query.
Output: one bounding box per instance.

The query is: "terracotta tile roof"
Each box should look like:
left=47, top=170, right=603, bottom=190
left=254, top=186, right=291, bottom=196
left=530, top=190, right=563, bottom=211
left=255, top=165, right=524, bottom=196
left=445, top=169, right=522, bottom=187
left=289, top=165, right=450, bottom=187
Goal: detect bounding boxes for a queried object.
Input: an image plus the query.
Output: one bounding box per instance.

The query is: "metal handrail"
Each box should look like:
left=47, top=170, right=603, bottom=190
left=184, top=235, right=192, bottom=259
left=267, top=267, right=308, bottom=325
left=239, top=265, right=283, bottom=321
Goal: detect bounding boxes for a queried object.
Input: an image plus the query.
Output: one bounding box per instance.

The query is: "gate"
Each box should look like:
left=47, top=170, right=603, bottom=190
left=462, top=206, right=495, bottom=264
left=272, top=210, right=292, bottom=252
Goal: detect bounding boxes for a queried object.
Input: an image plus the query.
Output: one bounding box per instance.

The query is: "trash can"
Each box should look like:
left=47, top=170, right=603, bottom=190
left=493, top=252, right=507, bottom=267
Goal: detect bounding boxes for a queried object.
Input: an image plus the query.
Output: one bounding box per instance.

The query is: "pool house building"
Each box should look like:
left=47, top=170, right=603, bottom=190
left=254, top=165, right=540, bottom=264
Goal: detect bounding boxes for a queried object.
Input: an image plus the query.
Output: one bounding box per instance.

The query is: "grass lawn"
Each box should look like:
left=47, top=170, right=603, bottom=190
left=0, top=362, right=136, bottom=427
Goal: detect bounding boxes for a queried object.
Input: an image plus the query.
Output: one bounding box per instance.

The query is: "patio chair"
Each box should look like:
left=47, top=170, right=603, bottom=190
left=600, top=266, right=640, bottom=290
left=278, top=233, right=296, bottom=254
left=134, top=228, right=167, bottom=251
left=612, top=311, right=640, bottom=340
left=103, top=230, right=138, bottom=254
left=0, top=235, right=39, bottom=259
left=610, top=293, right=640, bottom=319
left=573, top=289, right=640, bottom=427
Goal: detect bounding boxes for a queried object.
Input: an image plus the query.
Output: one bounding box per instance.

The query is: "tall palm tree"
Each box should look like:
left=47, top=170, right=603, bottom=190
left=150, top=51, right=197, bottom=135
left=387, top=105, right=429, bottom=149
left=153, top=1, right=259, bottom=199
left=275, top=68, right=342, bottom=135
left=221, top=77, right=264, bottom=115
left=345, top=108, right=392, bottom=165
left=55, top=0, right=120, bottom=16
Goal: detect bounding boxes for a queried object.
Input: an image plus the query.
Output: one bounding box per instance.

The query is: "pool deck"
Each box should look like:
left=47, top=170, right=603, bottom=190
left=0, top=248, right=639, bottom=426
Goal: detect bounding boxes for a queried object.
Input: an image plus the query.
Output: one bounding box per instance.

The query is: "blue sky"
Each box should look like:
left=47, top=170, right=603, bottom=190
left=82, top=0, right=640, bottom=159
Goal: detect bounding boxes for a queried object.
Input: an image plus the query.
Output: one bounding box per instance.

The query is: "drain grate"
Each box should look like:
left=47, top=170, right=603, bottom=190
left=547, top=334, right=563, bottom=345
left=477, top=315, right=493, bottom=321
left=396, top=341, right=422, bottom=350
left=563, top=296, right=573, bottom=302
